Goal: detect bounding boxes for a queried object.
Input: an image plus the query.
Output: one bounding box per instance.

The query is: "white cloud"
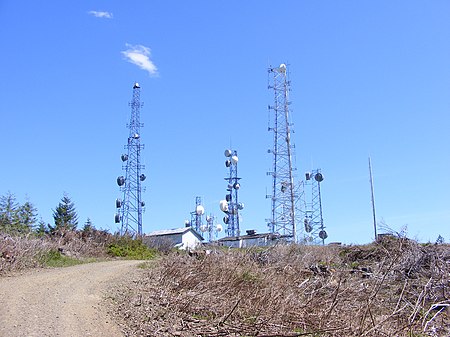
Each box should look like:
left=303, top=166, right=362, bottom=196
left=121, top=44, right=158, bottom=76
left=88, top=10, right=113, bottom=19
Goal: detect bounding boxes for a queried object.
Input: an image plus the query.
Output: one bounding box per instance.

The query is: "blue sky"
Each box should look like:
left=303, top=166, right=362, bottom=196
left=1, top=1, right=449, bottom=244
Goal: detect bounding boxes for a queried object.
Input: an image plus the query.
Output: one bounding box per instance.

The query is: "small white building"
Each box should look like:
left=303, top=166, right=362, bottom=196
left=143, top=227, right=204, bottom=250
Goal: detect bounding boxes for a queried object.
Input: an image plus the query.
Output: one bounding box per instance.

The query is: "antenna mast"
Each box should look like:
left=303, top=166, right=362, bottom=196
left=266, top=63, right=298, bottom=241
left=115, top=83, right=146, bottom=237
left=205, top=214, right=218, bottom=242
left=302, top=169, right=327, bottom=244
left=220, top=149, right=243, bottom=237
left=190, top=196, right=204, bottom=233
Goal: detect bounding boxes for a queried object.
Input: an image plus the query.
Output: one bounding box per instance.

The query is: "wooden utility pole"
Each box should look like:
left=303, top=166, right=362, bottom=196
left=368, top=157, right=377, bottom=241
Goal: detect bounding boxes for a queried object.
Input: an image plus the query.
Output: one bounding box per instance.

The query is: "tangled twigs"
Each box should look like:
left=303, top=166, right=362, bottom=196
left=111, top=239, right=450, bottom=337
left=218, top=298, right=240, bottom=326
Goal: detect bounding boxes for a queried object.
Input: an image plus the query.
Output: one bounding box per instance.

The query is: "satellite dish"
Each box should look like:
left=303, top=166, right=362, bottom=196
left=133, top=82, right=140, bottom=89
left=279, top=64, right=287, bottom=72
left=206, top=215, right=211, bottom=221
left=314, top=173, right=324, bottom=182
left=216, top=224, right=223, bottom=232
left=200, top=225, right=208, bottom=232
left=231, top=155, right=239, bottom=164
left=117, top=176, right=125, bottom=186
left=225, top=194, right=231, bottom=202
left=319, top=230, right=328, bottom=240
left=223, top=216, right=229, bottom=224
left=225, top=160, right=231, bottom=167
left=140, top=174, right=146, bottom=181
left=141, top=201, right=145, bottom=207
left=184, top=220, right=191, bottom=227
left=133, top=133, right=140, bottom=139
left=237, top=202, right=244, bottom=210
left=224, top=149, right=233, bottom=157
left=196, top=205, right=205, bottom=215
left=233, top=182, right=240, bottom=190
left=121, top=154, right=128, bottom=162
left=219, top=200, right=229, bottom=212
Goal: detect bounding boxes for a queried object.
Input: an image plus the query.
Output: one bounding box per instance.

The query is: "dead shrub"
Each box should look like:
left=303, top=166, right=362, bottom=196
left=0, top=229, right=113, bottom=275
left=112, top=240, right=450, bottom=336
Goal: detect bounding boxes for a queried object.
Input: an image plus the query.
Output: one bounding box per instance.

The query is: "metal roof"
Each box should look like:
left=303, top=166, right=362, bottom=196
left=218, top=232, right=280, bottom=242
left=145, top=227, right=204, bottom=240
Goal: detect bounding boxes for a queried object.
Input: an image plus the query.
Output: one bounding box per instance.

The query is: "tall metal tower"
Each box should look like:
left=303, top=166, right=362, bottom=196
left=115, top=82, right=146, bottom=237
left=220, top=149, right=243, bottom=237
left=266, top=63, right=298, bottom=241
left=205, top=214, right=221, bottom=242
left=302, top=169, right=327, bottom=245
left=189, top=196, right=204, bottom=233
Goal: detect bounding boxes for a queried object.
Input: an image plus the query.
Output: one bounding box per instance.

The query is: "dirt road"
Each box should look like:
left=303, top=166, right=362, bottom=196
left=0, top=260, right=141, bottom=337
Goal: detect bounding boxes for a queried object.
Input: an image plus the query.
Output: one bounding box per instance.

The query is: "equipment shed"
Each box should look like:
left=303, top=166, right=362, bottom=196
left=143, top=227, right=204, bottom=250
left=218, top=232, right=280, bottom=248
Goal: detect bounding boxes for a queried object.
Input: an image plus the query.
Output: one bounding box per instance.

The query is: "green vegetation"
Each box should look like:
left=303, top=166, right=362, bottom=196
left=0, top=192, right=82, bottom=237
left=50, top=193, right=78, bottom=233
left=39, top=249, right=83, bottom=268
left=107, top=236, right=158, bottom=260
left=240, top=270, right=259, bottom=283
left=0, top=191, right=162, bottom=276
left=0, top=192, right=38, bottom=234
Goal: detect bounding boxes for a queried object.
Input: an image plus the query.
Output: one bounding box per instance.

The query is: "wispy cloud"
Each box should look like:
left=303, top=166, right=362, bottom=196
left=121, top=44, right=158, bottom=76
left=88, top=10, right=113, bottom=19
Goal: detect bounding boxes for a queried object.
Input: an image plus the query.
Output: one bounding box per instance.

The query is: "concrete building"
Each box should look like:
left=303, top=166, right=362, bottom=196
left=143, top=227, right=204, bottom=250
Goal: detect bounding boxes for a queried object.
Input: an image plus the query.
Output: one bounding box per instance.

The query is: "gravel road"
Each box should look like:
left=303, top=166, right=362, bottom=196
left=0, top=260, right=141, bottom=337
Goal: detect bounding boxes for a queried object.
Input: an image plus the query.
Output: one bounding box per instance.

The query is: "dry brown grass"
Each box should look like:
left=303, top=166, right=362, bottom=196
left=112, top=237, right=450, bottom=337
left=0, top=229, right=112, bottom=274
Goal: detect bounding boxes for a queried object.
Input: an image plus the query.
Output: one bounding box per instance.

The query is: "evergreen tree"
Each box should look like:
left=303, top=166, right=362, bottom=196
left=0, top=192, right=20, bottom=232
left=17, top=200, right=38, bottom=233
left=35, top=218, right=49, bottom=236
left=51, top=194, right=78, bottom=232
left=0, top=192, right=38, bottom=234
left=81, top=218, right=96, bottom=239
left=83, top=218, right=94, bottom=231
left=436, top=235, right=445, bottom=244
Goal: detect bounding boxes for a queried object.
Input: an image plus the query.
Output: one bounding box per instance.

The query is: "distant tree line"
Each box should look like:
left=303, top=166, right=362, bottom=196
left=0, top=192, right=93, bottom=236
left=0, top=192, right=38, bottom=234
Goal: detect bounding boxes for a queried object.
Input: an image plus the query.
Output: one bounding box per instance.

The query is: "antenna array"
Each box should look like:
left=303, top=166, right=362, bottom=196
left=266, top=64, right=298, bottom=241
left=115, top=83, right=146, bottom=237
left=190, top=196, right=204, bottom=233
left=185, top=199, right=222, bottom=242
left=301, top=169, right=327, bottom=244
left=220, top=149, right=243, bottom=237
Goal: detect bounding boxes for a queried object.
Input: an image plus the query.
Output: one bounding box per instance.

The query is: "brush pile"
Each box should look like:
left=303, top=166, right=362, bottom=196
left=0, top=229, right=111, bottom=274
left=112, top=236, right=450, bottom=336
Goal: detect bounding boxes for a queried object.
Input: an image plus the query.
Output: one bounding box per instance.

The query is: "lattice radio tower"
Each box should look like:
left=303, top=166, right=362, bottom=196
left=205, top=214, right=222, bottom=242
left=302, top=169, right=327, bottom=245
left=220, top=149, right=243, bottom=237
left=189, top=196, right=204, bottom=233
left=266, top=63, right=298, bottom=242
left=115, top=82, right=146, bottom=237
